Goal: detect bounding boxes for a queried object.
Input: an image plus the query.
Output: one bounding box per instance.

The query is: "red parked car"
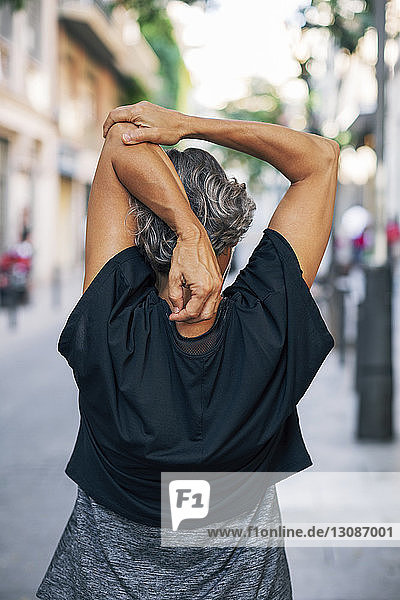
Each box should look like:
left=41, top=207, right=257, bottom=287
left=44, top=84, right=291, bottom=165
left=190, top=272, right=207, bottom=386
left=0, top=240, right=33, bottom=307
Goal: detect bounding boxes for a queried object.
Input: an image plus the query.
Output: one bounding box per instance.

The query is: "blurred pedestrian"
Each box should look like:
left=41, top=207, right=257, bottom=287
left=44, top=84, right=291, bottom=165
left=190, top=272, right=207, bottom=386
left=387, top=218, right=400, bottom=262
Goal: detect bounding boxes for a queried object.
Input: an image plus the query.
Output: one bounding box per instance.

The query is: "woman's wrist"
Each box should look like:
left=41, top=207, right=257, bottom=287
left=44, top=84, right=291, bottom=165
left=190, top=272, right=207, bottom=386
left=176, top=219, right=206, bottom=241
left=181, top=114, right=213, bottom=141
left=181, top=114, right=336, bottom=183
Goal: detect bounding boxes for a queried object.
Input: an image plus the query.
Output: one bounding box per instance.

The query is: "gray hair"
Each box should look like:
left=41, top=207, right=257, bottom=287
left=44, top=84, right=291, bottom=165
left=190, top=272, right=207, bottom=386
left=124, top=147, right=256, bottom=274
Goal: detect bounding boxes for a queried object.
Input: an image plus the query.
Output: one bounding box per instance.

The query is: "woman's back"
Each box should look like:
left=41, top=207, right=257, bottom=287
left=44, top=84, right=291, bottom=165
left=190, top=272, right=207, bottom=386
left=57, top=227, right=333, bottom=526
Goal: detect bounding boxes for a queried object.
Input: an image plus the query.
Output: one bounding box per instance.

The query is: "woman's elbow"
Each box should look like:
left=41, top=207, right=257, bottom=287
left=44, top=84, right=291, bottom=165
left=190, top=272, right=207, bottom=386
left=320, top=138, right=340, bottom=164
left=105, top=122, right=158, bottom=154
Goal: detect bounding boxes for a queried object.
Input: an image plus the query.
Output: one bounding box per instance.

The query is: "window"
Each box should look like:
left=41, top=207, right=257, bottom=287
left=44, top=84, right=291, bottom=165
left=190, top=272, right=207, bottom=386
left=26, top=0, right=42, bottom=61
left=0, top=3, right=13, bottom=82
left=0, top=3, right=12, bottom=40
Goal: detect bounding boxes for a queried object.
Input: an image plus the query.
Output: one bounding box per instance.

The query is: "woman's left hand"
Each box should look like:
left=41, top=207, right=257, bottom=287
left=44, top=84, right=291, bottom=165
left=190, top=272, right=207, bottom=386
left=102, top=100, right=189, bottom=146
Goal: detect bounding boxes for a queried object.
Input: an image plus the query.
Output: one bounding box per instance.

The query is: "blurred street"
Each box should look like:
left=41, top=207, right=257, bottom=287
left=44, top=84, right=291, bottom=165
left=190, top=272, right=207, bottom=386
left=0, top=266, right=83, bottom=600
left=1, top=1, right=400, bottom=599
left=0, top=260, right=399, bottom=600
left=285, top=258, right=400, bottom=600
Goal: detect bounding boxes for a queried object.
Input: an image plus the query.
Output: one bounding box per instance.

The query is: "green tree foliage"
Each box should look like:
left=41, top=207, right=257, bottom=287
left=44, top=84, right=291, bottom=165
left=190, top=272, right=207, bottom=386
left=136, top=8, right=183, bottom=108
left=115, top=1, right=279, bottom=188
left=212, top=79, right=284, bottom=190
left=299, top=0, right=374, bottom=54
left=117, top=74, right=150, bottom=107
left=111, top=0, right=198, bottom=108
left=0, top=0, right=192, bottom=109
left=0, top=0, right=25, bottom=9
left=112, top=0, right=207, bottom=22
left=296, top=0, right=374, bottom=141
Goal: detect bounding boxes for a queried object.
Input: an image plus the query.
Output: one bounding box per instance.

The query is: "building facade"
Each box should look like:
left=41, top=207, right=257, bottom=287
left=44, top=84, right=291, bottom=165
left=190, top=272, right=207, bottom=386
left=0, top=0, right=58, bottom=284
left=0, top=0, right=161, bottom=286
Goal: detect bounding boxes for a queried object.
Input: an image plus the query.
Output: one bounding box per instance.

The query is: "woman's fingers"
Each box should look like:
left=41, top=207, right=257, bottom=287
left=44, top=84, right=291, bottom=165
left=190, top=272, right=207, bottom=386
left=167, top=268, right=185, bottom=314
left=167, top=237, right=222, bottom=323
left=168, top=264, right=223, bottom=324
left=103, top=101, right=187, bottom=142
left=168, top=289, right=216, bottom=323
left=121, top=128, right=160, bottom=144
left=103, top=105, right=138, bottom=138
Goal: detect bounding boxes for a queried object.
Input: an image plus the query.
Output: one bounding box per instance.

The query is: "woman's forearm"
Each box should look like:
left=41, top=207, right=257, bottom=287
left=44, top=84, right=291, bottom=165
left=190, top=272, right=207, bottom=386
left=182, top=116, right=339, bottom=183
left=108, top=125, right=202, bottom=239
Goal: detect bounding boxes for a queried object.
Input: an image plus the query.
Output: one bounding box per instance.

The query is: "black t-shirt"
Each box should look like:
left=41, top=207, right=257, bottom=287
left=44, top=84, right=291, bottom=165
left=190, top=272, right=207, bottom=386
left=58, top=227, right=334, bottom=526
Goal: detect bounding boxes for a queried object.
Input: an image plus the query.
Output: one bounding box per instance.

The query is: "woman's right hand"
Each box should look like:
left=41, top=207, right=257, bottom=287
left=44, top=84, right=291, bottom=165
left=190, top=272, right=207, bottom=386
left=102, top=101, right=190, bottom=146
left=168, top=227, right=224, bottom=323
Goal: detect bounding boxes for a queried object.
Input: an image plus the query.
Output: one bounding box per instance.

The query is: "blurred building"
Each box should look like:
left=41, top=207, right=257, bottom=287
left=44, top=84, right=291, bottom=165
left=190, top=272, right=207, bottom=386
left=0, top=0, right=59, bottom=284
left=56, top=0, right=161, bottom=275
left=385, top=36, right=400, bottom=224
left=0, top=0, right=161, bottom=285
left=296, top=14, right=400, bottom=238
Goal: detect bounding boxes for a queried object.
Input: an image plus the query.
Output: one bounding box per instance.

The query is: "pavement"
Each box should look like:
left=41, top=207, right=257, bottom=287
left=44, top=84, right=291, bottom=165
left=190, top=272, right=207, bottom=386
left=0, top=261, right=399, bottom=600
left=283, top=258, right=400, bottom=600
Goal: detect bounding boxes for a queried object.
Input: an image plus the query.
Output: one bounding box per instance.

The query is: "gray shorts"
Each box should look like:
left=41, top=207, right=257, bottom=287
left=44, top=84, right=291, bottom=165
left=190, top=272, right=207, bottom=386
left=35, top=485, right=292, bottom=599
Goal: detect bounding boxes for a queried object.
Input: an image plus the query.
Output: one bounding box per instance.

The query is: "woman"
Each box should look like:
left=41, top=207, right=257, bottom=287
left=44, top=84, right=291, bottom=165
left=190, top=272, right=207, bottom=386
left=36, top=101, right=339, bottom=599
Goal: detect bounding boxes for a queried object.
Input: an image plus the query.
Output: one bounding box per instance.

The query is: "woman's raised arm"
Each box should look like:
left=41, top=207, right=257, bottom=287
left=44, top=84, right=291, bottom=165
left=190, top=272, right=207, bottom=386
left=84, top=122, right=223, bottom=322
left=107, top=102, right=339, bottom=288
left=183, top=115, right=340, bottom=287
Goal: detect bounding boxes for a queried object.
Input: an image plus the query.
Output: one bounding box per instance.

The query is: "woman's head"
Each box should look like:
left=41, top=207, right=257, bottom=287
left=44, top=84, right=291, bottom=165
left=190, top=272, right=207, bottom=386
left=125, top=147, right=256, bottom=278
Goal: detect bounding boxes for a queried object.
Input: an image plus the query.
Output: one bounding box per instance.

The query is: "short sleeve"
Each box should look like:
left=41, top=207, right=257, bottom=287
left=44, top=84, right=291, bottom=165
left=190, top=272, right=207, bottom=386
left=223, top=227, right=284, bottom=302
left=225, top=227, right=335, bottom=407
left=57, top=245, right=155, bottom=374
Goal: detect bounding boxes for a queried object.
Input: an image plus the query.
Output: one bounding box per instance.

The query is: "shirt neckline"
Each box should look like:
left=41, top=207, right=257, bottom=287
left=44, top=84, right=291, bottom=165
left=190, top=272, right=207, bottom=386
left=151, top=288, right=229, bottom=342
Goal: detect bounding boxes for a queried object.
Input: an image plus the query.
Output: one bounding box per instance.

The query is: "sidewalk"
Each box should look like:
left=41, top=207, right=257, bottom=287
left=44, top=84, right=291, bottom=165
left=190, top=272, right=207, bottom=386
left=0, top=266, right=87, bottom=600
left=282, top=259, right=400, bottom=600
